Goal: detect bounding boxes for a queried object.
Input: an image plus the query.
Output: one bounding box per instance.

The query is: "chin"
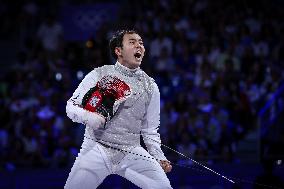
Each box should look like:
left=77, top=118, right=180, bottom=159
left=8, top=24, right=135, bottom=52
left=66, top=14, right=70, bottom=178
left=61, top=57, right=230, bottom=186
left=130, top=61, right=141, bottom=68
left=134, top=62, right=142, bottom=68
left=123, top=59, right=142, bottom=69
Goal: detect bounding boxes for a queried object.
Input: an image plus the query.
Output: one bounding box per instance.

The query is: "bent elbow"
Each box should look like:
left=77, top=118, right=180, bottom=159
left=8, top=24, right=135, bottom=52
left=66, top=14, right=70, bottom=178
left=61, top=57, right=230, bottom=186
left=66, top=101, right=105, bottom=129
left=66, top=101, right=81, bottom=123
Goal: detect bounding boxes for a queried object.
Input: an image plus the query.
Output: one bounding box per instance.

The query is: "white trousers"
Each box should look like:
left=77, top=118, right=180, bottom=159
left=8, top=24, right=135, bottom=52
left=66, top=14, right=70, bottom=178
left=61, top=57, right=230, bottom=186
left=64, top=139, right=172, bottom=189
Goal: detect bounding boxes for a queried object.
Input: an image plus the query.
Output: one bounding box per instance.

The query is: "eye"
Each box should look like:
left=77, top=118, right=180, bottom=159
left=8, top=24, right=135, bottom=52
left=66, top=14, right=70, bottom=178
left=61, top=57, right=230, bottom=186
left=139, top=42, right=144, bottom=45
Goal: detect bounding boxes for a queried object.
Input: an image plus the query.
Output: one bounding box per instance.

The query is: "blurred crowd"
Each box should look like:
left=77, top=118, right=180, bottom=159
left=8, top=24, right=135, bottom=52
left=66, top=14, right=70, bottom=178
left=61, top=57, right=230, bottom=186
left=0, top=0, right=284, bottom=171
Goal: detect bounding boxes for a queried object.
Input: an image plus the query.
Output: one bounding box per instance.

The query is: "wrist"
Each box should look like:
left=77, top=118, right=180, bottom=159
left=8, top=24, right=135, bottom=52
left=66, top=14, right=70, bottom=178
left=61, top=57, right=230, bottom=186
left=84, top=109, right=106, bottom=129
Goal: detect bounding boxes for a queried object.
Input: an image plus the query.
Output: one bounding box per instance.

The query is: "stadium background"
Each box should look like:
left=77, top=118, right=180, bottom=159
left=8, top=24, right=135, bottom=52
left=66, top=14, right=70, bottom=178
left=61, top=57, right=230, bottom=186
left=0, top=0, right=283, bottom=188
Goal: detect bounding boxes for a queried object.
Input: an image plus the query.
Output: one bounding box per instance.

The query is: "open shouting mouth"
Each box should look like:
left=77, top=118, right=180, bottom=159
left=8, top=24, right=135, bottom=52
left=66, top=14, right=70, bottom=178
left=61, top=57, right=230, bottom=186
left=134, top=52, right=142, bottom=61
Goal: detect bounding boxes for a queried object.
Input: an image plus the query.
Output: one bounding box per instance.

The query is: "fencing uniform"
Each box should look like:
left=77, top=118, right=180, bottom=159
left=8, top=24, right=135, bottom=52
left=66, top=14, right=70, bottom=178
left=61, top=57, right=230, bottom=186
left=65, top=62, right=172, bottom=189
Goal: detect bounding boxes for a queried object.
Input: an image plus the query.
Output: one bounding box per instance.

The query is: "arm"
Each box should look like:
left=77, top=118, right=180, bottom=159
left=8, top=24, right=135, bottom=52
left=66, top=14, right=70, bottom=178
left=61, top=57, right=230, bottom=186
left=66, top=70, right=105, bottom=129
left=141, top=83, right=168, bottom=156
left=141, top=83, right=172, bottom=172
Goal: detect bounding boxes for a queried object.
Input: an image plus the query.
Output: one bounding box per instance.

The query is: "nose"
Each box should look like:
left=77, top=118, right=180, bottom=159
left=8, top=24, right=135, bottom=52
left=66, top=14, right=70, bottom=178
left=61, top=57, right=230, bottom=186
left=135, top=42, right=142, bottom=48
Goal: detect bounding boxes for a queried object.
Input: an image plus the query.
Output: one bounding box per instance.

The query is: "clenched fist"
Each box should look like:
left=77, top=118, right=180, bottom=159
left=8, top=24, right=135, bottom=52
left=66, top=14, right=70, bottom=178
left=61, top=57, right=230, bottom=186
left=160, top=160, right=172, bottom=173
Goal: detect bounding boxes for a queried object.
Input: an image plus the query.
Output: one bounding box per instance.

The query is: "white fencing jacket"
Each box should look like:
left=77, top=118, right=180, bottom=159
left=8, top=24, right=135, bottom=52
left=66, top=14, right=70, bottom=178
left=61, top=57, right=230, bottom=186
left=66, top=62, right=167, bottom=164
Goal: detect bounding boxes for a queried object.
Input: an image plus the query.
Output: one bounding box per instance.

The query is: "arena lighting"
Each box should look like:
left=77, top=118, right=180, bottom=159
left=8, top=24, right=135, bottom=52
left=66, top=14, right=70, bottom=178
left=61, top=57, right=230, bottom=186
left=55, top=72, right=62, bottom=81
left=86, top=39, right=94, bottom=48
left=77, top=70, right=84, bottom=80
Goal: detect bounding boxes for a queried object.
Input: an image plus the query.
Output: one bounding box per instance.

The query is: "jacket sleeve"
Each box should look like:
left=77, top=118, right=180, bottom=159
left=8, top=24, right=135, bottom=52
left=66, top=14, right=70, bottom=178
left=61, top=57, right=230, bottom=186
left=141, top=82, right=167, bottom=161
left=66, top=69, right=105, bottom=129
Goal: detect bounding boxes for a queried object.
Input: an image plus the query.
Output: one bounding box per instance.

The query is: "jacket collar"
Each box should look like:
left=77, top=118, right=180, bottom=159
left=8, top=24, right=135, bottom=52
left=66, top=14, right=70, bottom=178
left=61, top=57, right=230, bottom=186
left=114, top=61, right=142, bottom=77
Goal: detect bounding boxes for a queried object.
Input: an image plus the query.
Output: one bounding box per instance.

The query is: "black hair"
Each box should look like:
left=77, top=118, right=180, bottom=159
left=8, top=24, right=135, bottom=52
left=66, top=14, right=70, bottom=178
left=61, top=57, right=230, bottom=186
left=109, top=29, right=138, bottom=59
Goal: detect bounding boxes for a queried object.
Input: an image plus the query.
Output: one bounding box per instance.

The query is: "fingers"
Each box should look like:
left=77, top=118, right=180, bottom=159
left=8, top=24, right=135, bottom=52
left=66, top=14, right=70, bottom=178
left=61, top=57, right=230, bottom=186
left=160, top=160, right=172, bottom=173
left=165, top=164, right=172, bottom=173
left=160, top=160, right=170, bottom=164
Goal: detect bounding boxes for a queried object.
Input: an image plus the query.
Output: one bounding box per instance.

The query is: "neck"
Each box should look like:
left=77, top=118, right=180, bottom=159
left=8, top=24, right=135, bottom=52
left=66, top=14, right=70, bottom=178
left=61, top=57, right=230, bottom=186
left=117, top=61, right=138, bottom=70
left=118, top=60, right=139, bottom=70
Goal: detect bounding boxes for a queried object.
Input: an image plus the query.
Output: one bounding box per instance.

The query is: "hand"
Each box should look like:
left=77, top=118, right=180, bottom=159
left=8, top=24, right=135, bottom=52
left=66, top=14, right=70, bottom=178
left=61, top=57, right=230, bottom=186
left=82, top=75, right=131, bottom=121
left=159, top=160, right=172, bottom=173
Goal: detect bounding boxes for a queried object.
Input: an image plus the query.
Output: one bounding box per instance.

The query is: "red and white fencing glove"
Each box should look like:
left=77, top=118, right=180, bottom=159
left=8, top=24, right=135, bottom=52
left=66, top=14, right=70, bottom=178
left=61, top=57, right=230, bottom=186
left=82, top=75, right=131, bottom=127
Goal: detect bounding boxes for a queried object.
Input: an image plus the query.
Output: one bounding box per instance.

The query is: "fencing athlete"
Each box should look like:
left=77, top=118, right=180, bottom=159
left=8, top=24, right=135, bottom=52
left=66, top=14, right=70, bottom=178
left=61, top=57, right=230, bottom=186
left=64, top=29, right=172, bottom=189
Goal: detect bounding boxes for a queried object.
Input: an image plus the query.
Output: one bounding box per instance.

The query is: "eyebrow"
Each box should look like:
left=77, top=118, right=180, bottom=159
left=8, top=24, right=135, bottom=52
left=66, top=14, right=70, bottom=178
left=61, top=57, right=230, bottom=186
left=128, top=38, right=143, bottom=42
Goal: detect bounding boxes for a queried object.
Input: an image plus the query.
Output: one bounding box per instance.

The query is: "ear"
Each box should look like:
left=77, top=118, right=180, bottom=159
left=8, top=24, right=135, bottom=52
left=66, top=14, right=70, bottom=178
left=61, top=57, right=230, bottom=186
left=115, top=47, right=122, bottom=57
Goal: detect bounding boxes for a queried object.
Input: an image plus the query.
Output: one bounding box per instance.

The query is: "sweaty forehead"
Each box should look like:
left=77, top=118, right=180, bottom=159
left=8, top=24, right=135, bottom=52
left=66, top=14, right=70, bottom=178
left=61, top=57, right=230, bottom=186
left=123, top=33, right=143, bottom=41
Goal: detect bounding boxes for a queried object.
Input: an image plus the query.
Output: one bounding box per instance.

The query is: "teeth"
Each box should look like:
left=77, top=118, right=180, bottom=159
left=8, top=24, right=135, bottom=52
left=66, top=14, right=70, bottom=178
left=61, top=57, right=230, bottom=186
left=134, top=54, right=142, bottom=61
left=134, top=53, right=141, bottom=58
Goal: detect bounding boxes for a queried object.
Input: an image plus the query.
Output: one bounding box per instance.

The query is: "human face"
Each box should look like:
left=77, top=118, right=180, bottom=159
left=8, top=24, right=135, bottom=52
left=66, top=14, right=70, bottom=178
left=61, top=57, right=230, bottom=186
left=115, top=33, right=145, bottom=69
